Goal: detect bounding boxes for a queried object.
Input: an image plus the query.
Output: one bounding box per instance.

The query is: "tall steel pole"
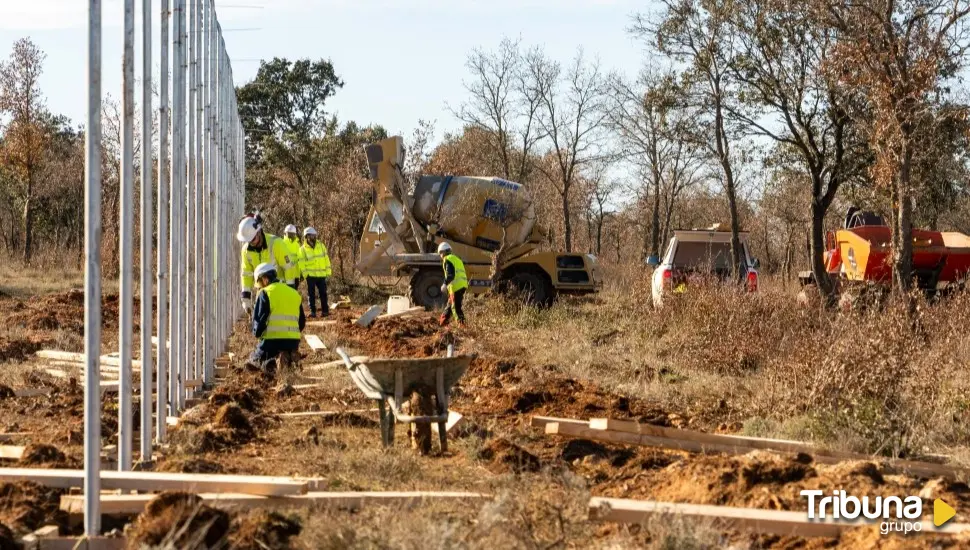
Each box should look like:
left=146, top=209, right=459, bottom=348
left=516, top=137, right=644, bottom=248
left=203, top=0, right=213, bottom=384
left=193, top=0, right=204, bottom=387
left=170, top=0, right=184, bottom=414
left=84, top=0, right=103, bottom=535
left=156, top=0, right=170, bottom=442
left=186, top=0, right=197, bottom=395
left=118, top=0, right=135, bottom=472
left=139, top=0, right=153, bottom=462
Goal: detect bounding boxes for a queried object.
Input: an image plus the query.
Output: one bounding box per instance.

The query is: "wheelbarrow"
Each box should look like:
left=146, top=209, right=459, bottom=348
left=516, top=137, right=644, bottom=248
left=334, top=345, right=472, bottom=453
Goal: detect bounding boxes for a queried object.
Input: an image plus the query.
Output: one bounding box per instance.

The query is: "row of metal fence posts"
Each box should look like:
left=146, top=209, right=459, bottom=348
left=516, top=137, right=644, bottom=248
left=84, top=0, right=246, bottom=535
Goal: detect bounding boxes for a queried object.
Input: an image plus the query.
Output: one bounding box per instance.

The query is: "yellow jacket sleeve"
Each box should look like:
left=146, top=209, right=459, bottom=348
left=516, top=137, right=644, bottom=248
left=240, top=247, right=254, bottom=294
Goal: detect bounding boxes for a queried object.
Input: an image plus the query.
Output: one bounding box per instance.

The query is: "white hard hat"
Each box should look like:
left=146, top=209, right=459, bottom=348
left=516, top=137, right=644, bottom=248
left=254, top=262, right=276, bottom=279
left=284, top=224, right=298, bottom=234
left=437, top=242, right=452, bottom=254
left=303, top=227, right=318, bottom=236
left=237, top=217, right=259, bottom=243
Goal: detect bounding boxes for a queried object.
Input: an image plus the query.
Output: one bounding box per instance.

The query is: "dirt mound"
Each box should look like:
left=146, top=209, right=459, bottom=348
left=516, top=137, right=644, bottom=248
left=214, top=404, right=254, bottom=437
left=18, top=445, right=66, bottom=466
left=228, top=511, right=302, bottom=550
left=594, top=452, right=928, bottom=512
left=0, top=482, right=66, bottom=534
left=478, top=438, right=541, bottom=474
left=156, top=458, right=225, bottom=474
left=0, top=338, right=44, bottom=364
left=127, top=492, right=230, bottom=549
left=0, top=524, right=15, bottom=550
left=0, top=386, right=13, bottom=401
left=560, top=439, right=636, bottom=468
left=314, top=412, right=380, bottom=429
left=466, top=376, right=678, bottom=425
left=209, top=385, right=262, bottom=413
left=346, top=317, right=452, bottom=358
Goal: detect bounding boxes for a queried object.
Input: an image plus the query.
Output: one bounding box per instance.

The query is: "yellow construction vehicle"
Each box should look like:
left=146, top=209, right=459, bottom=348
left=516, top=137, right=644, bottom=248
left=356, top=136, right=601, bottom=308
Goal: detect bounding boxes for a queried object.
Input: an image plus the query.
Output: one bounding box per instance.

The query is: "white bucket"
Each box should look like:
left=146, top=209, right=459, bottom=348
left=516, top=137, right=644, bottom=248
left=387, top=295, right=410, bottom=315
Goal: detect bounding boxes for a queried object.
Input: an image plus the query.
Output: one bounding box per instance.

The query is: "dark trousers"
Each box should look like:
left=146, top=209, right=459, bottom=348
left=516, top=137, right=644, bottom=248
left=249, top=338, right=300, bottom=364
left=440, top=288, right=466, bottom=325
left=306, top=277, right=329, bottom=316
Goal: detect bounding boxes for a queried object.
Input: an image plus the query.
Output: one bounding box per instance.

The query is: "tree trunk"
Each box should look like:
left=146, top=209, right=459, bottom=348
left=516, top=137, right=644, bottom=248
left=893, top=140, right=914, bottom=295
left=650, top=169, right=661, bottom=258
left=595, top=215, right=603, bottom=256
left=810, top=200, right=835, bottom=301
left=561, top=185, right=572, bottom=252
left=22, top=171, right=34, bottom=265
left=713, top=95, right=744, bottom=280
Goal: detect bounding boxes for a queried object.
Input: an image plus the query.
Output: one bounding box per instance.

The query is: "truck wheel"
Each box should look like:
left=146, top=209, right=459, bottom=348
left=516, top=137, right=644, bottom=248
left=410, top=269, right=448, bottom=310
left=509, top=270, right=553, bottom=307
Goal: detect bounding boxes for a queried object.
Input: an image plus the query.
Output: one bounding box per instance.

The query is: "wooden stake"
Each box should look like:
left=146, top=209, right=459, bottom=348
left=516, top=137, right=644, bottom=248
left=0, top=468, right=308, bottom=496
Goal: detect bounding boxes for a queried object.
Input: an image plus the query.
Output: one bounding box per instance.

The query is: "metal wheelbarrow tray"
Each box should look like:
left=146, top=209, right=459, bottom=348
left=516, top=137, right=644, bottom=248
left=335, top=348, right=472, bottom=452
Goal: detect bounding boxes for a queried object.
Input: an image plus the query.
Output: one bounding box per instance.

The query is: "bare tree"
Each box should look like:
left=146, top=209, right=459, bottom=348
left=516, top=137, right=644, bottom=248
left=636, top=0, right=747, bottom=278
left=454, top=37, right=543, bottom=184
left=525, top=47, right=609, bottom=252
left=821, top=0, right=970, bottom=293
left=0, top=38, right=47, bottom=264
left=727, top=0, right=868, bottom=301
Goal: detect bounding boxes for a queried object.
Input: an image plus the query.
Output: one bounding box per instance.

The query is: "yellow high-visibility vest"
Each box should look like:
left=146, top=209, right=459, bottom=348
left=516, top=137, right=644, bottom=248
left=299, top=241, right=332, bottom=278
left=443, top=254, right=468, bottom=293
left=240, top=233, right=289, bottom=292
left=261, top=282, right=302, bottom=340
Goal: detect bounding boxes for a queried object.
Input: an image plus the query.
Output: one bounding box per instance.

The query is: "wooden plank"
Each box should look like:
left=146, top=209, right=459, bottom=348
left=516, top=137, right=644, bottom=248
left=588, top=497, right=970, bottom=537
left=354, top=305, right=385, bottom=328
left=13, top=388, right=51, bottom=398
left=306, top=320, right=338, bottom=327
left=375, top=306, right=424, bottom=321
left=304, top=356, right=368, bottom=370
left=530, top=416, right=590, bottom=429
left=36, top=351, right=142, bottom=369
left=0, top=468, right=308, bottom=497
left=550, top=422, right=969, bottom=479
left=278, top=408, right=378, bottom=419
left=304, top=334, right=327, bottom=352
left=0, top=446, right=26, bottom=460
left=34, top=537, right=125, bottom=550
left=61, top=491, right=494, bottom=515
left=184, top=379, right=203, bottom=389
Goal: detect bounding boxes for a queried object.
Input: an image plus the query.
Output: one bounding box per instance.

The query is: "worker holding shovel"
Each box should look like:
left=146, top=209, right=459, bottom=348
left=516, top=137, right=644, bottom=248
left=437, top=242, right=467, bottom=328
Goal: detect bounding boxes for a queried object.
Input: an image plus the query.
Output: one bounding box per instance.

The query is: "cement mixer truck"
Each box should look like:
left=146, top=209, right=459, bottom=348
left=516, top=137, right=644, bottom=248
left=355, top=136, right=601, bottom=308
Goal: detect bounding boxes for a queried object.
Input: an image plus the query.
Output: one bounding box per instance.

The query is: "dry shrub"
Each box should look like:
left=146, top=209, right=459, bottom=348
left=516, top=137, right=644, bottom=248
left=126, top=492, right=230, bottom=549
left=228, top=511, right=302, bottom=550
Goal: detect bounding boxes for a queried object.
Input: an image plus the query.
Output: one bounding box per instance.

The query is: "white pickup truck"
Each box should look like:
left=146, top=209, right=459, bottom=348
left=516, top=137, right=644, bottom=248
left=648, top=229, right=760, bottom=308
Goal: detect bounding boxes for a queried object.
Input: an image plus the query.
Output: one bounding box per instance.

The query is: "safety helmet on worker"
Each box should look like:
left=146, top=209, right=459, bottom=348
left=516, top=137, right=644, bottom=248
left=284, top=224, right=298, bottom=236
left=254, top=262, right=277, bottom=282
left=237, top=216, right=261, bottom=243
left=303, top=227, right=318, bottom=237
left=437, top=242, right=452, bottom=254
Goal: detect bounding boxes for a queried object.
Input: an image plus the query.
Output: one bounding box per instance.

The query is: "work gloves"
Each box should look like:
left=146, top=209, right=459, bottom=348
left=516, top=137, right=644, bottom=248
left=440, top=283, right=448, bottom=294
left=241, top=291, right=252, bottom=316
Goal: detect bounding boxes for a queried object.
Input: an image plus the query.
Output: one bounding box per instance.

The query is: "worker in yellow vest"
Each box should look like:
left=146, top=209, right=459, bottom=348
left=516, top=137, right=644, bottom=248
left=247, top=262, right=306, bottom=368
left=437, top=242, right=467, bottom=327
left=236, top=213, right=293, bottom=315
left=282, top=224, right=303, bottom=290
left=298, top=227, right=332, bottom=317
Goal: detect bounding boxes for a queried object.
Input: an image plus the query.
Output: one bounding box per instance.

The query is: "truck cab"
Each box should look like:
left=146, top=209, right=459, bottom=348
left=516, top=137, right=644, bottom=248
left=649, top=228, right=759, bottom=308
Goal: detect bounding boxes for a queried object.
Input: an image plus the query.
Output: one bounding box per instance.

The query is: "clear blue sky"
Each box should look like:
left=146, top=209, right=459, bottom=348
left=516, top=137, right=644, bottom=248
left=0, top=0, right=650, bottom=142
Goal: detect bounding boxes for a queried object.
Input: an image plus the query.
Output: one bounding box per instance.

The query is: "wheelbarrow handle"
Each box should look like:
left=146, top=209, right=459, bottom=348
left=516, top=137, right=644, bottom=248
left=334, top=347, right=357, bottom=371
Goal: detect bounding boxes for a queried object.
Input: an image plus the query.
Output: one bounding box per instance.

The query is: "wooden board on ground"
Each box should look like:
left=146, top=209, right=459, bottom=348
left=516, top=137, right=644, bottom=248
left=36, top=350, right=142, bottom=370
left=355, top=305, right=385, bottom=328
left=184, top=379, right=204, bottom=389
left=0, top=446, right=25, bottom=460
left=375, top=306, right=424, bottom=321
left=25, top=537, right=125, bottom=550
left=548, top=421, right=969, bottom=480
left=530, top=416, right=590, bottom=429
left=431, top=411, right=464, bottom=435
left=0, top=468, right=308, bottom=497
left=278, top=408, right=378, bottom=419
left=304, top=356, right=368, bottom=370
left=587, top=497, right=970, bottom=537
left=304, top=334, right=327, bottom=352
left=306, top=320, right=338, bottom=328
left=14, top=388, right=51, bottom=398
left=61, top=491, right=493, bottom=515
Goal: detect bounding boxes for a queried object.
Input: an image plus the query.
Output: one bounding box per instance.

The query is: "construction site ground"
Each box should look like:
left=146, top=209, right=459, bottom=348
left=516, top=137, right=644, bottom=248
left=2, top=272, right=970, bottom=549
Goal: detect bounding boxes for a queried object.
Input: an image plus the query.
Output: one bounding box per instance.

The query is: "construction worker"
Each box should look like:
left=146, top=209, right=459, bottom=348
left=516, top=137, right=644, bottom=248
left=236, top=213, right=293, bottom=315
left=247, top=262, right=306, bottom=368
left=437, top=242, right=467, bottom=327
left=282, top=224, right=303, bottom=290
left=298, top=227, right=332, bottom=318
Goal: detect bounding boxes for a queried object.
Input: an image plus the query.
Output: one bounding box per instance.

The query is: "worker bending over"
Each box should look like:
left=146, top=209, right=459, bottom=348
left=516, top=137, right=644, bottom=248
left=437, top=242, right=467, bottom=327
left=282, top=224, right=303, bottom=290
left=237, top=213, right=292, bottom=315
left=299, top=227, right=332, bottom=318
left=248, top=262, right=306, bottom=368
